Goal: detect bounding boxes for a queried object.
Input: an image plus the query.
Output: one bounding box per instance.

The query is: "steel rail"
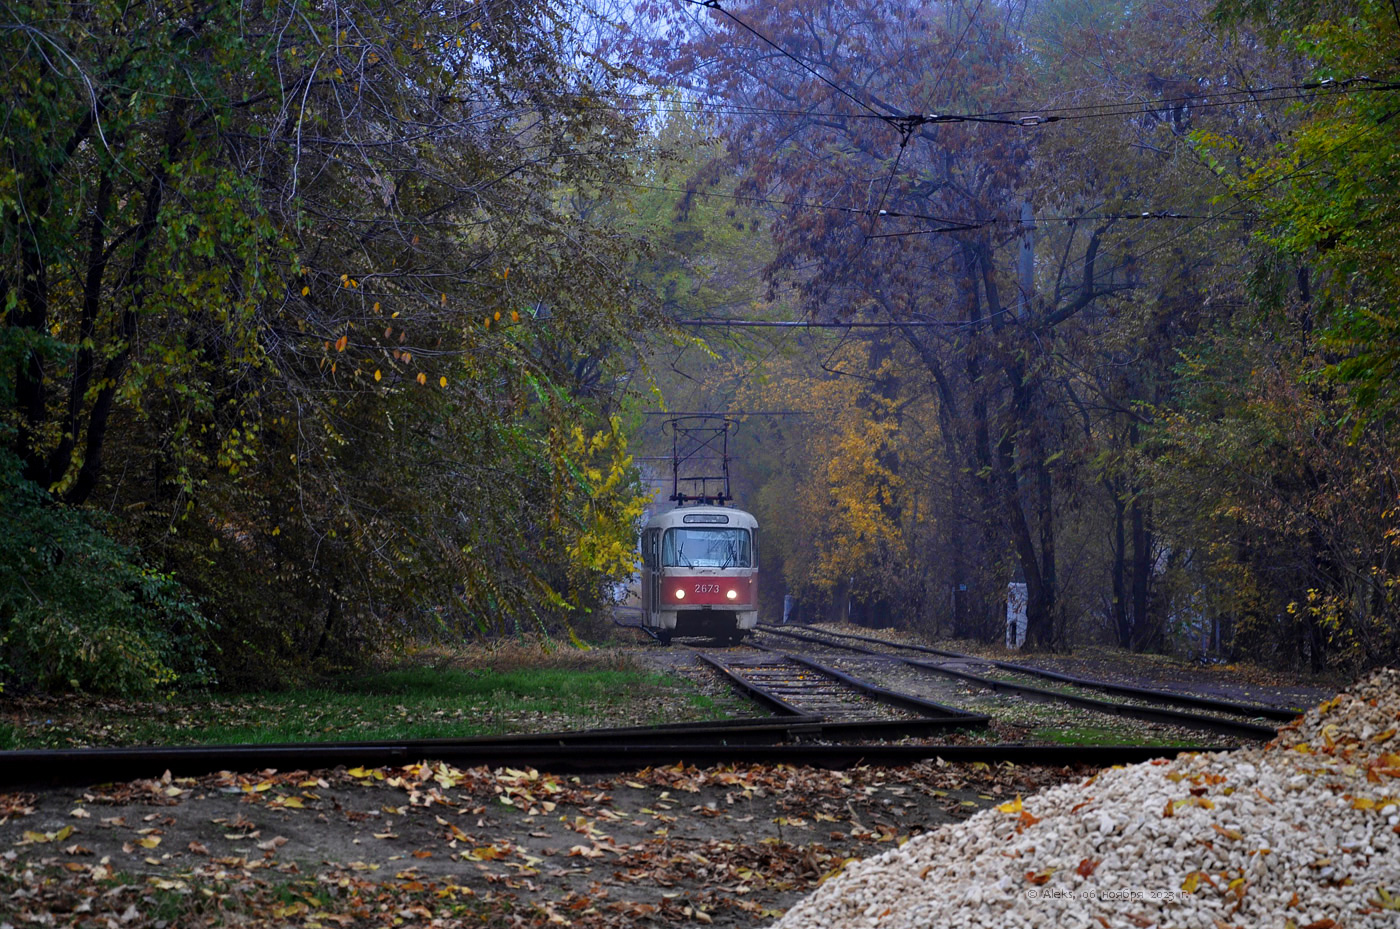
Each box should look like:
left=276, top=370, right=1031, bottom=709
left=756, top=646, right=984, bottom=719
left=698, top=652, right=816, bottom=717
left=698, top=650, right=993, bottom=736
left=758, top=624, right=1301, bottom=721
left=757, top=627, right=1279, bottom=742
left=0, top=741, right=1233, bottom=789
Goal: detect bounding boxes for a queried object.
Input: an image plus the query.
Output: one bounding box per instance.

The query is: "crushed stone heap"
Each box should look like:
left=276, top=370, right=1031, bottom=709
left=774, top=669, right=1400, bottom=929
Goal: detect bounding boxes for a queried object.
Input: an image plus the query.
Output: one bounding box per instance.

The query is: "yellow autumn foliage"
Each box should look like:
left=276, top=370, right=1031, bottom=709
left=721, top=339, right=941, bottom=610
left=562, top=416, right=647, bottom=582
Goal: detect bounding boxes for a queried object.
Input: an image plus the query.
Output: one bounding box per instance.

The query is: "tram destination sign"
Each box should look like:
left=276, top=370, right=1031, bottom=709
left=682, top=513, right=730, bottom=524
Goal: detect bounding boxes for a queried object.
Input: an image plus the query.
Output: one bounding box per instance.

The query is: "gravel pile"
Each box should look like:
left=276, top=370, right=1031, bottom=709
left=775, top=669, right=1400, bottom=929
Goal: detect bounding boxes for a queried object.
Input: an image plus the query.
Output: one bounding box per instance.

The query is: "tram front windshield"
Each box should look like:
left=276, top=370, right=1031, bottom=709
left=662, top=528, right=751, bottom=568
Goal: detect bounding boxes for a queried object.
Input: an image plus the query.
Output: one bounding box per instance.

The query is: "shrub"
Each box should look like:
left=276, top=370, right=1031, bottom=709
left=0, top=451, right=214, bottom=695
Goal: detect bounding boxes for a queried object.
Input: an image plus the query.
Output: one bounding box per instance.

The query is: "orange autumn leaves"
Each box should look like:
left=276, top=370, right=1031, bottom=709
left=996, top=794, right=1042, bottom=832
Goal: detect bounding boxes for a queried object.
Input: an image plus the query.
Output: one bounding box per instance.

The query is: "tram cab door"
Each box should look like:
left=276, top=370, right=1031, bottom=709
left=642, top=529, right=660, bottom=618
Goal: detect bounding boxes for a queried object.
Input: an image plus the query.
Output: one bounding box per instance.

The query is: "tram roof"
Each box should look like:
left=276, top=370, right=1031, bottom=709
left=644, top=504, right=757, bottom=531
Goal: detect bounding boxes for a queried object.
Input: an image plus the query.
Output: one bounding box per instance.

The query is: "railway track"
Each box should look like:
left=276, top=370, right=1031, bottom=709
left=760, top=624, right=1302, bottom=719
left=1, top=635, right=1277, bottom=789
left=1, top=729, right=1228, bottom=790
left=694, top=649, right=990, bottom=740
left=2, top=647, right=1232, bottom=788
left=754, top=624, right=1287, bottom=742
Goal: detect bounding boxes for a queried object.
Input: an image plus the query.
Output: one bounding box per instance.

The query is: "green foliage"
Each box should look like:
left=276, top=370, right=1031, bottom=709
left=1210, top=0, right=1400, bottom=417
left=1136, top=0, right=1400, bottom=670
left=2, top=0, right=657, bottom=688
left=0, top=448, right=213, bottom=694
left=1144, top=298, right=1400, bottom=672
left=622, top=112, right=777, bottom=318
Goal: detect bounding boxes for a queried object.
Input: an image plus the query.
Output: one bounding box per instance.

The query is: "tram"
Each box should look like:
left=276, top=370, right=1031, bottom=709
left=639, top=503, right=758, bottom=645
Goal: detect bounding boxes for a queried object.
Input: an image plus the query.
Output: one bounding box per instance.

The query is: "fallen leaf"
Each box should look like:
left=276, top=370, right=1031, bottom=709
left=996, top=795, right=1023, bottom=814
left=567, top=845, right=604, bottom=859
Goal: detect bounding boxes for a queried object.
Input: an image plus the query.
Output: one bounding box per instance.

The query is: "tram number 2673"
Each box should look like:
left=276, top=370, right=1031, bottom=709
left=638, top=505, right=760, bottom=646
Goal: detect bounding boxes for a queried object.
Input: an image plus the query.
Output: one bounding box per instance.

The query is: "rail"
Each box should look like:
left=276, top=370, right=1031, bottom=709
left=757, top=626, right=1281, bottom=742
left=759, top=624, right=1300, bottom=720
left=2, top=734, right=1228, bottom=789
left=697, top=651, right=991, bottom=740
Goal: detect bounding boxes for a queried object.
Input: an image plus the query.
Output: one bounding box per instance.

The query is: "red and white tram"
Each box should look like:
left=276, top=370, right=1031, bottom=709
left=639, top=504, right=758, bottom=645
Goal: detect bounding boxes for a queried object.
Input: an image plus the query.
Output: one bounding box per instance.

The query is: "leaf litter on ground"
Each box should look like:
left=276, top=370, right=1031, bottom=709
left=0, top=758, right=1086, bottom=927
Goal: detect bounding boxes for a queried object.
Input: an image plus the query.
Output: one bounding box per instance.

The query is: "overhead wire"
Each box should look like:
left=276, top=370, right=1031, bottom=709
left=660, top=0, right=895, bottom=392
left=615, top=179, right=970, bottom=223
left=617, top=0, right=1400, bottom=391
left=620, top=178, right=1253, bottom=233
left=677, top=0, right=891, bottom=123
left=669, top=109, right=1383, bottom=339
left=652, top=0, right=1391, bottom=252
left=504, top=77, right=1400, bottom=127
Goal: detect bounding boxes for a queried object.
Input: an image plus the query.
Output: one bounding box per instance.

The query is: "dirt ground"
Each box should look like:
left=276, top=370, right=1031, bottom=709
left=0, top=759, right=1086, bottom=928
left=993, top=649, right=1340, bottom=709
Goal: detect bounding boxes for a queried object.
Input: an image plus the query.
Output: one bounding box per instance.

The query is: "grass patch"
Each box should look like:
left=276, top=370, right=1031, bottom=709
left=1029, top=725, right=1178, bottom=747
left=1, top=658, right=734, bottom=750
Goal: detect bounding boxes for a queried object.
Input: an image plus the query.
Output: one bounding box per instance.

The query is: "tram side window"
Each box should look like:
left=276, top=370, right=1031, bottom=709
left=642, top=529, right=658, bottom=569
left=661, top=528, right=751, bottom=568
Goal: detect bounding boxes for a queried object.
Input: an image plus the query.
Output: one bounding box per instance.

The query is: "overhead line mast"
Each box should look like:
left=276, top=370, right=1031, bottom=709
left=664, top=414, right=736, bottom=505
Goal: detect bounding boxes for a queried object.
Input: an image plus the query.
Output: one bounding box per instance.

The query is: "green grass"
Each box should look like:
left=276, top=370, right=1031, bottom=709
left=1029, top=725, right=1184, bottom=747
left=0, top=665, right=733, bottom=750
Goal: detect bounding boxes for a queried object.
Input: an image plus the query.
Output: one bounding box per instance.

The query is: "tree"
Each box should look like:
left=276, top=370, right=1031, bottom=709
left=2, top=0, right=656, bottom=686
left=636, top=0, right=1147, bottom=646
left=1214, top=0, right=1400, bottom=416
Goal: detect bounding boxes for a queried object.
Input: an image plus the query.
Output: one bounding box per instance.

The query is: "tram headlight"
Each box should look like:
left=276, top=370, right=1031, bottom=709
left=675, top=589, right=685, bottom=600
left=726, top=589, right=738, bottom=600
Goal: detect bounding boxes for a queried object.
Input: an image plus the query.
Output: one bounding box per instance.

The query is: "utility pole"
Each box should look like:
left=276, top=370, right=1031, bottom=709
left=1018, top=199, right=1035, bottom=316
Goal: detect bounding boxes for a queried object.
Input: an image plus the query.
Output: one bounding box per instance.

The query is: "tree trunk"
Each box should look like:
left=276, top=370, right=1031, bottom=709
left=64, top=103, right=186, bottom=505
left=1110, top=487, right=1131, bottom=647
left=313, top=596, right=341, bottom=660
left=1129, top=493, right=1153, bottom=650
left=1035, top=448, right=1057, bottom=647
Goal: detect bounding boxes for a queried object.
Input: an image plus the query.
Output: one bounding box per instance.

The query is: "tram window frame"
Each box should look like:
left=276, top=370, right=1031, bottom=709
left=661, top=527, right=752, bottom=568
